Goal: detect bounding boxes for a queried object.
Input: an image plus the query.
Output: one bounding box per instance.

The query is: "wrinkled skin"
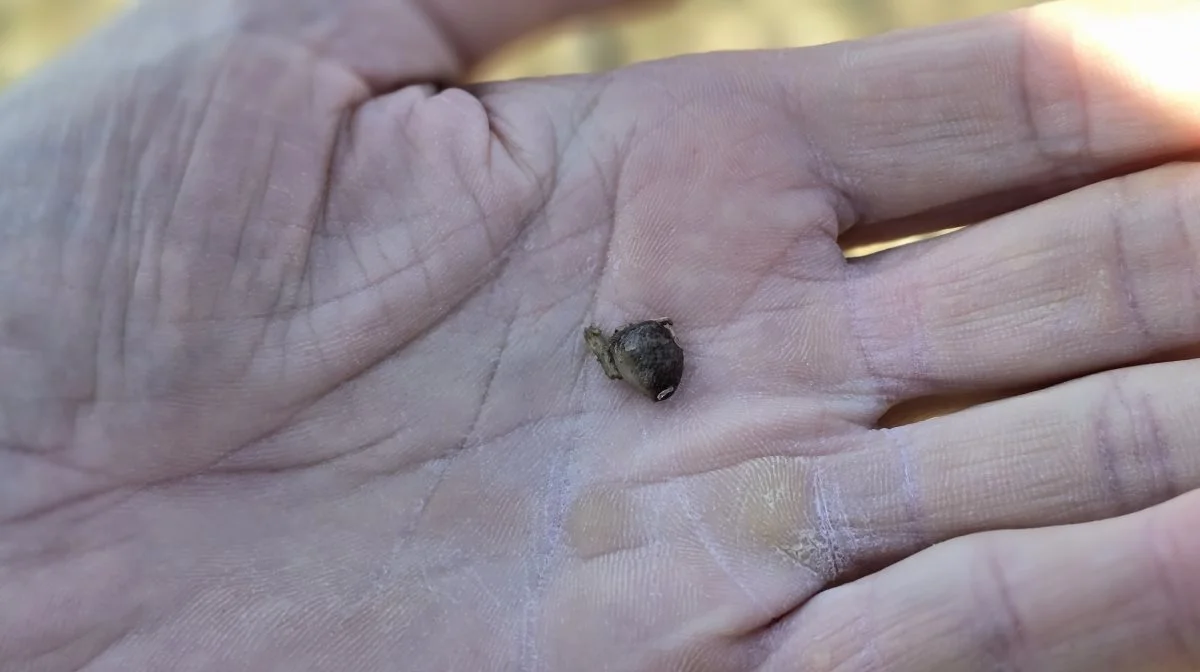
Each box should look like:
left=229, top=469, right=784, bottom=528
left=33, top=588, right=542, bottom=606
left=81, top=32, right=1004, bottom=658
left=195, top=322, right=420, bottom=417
left=6, top=0, right=1200, bottom=670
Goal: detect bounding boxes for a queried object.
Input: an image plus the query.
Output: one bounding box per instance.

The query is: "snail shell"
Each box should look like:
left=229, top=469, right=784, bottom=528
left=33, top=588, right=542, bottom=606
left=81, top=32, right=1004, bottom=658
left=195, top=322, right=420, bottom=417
left=584, top=318, right=684, bottom=402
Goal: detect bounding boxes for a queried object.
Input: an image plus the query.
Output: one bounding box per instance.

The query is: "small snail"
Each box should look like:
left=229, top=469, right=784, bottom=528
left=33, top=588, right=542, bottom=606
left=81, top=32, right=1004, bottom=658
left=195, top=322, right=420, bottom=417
left=583, top=318, right=685, bottom=402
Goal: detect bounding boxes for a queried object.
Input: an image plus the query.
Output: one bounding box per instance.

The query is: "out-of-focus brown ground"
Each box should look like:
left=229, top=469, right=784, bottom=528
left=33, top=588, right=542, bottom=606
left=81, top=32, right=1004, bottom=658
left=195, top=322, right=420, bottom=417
left=1, top=0, right=1040, bottom=87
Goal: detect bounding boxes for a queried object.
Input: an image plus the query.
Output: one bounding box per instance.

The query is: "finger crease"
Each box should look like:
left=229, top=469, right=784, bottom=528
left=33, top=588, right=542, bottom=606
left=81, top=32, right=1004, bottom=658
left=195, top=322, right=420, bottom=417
left=977, top=540, right=1031, bottom=672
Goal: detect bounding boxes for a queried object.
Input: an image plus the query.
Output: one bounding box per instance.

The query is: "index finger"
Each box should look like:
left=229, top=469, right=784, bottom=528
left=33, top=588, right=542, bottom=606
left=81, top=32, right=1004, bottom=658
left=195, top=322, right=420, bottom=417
left=719, top=0, right=1200, bottom=233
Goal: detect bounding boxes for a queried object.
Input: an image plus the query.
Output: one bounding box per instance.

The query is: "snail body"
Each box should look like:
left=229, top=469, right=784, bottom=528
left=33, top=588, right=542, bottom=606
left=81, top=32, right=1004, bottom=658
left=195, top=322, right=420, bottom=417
left=584, top=318, right=684, bottom=402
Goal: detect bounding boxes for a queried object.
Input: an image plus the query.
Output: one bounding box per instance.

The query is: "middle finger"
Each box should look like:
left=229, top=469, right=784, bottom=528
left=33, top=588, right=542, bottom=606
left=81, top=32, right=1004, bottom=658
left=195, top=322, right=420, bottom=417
left=846, top=161, right=1200, bottom=400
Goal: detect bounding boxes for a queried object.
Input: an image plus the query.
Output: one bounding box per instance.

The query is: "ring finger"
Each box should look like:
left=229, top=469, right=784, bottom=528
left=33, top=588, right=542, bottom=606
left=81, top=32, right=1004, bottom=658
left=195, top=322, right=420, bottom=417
left=844, top=355, right=1200, bottom=569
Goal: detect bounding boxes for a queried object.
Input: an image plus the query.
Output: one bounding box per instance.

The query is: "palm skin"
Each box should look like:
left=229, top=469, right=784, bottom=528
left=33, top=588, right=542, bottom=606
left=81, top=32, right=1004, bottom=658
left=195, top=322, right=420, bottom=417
left=6, top=0, right=1200, bottom=670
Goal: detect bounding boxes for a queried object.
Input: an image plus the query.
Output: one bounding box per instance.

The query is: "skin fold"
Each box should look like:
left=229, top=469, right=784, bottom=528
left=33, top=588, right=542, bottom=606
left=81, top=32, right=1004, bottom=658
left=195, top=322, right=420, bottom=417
left=3, top=0, right=1200, bottom=670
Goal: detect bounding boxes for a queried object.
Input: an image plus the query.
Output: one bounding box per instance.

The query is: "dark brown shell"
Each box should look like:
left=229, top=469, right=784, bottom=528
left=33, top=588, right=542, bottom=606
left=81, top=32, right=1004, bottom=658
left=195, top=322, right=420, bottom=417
left=609, top=320, right=685, bottom=401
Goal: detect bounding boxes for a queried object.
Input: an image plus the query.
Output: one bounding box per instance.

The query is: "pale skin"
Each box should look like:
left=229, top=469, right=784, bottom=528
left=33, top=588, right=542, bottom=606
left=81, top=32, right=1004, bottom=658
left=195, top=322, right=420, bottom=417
left=5, top=0, right=1200, bottom=670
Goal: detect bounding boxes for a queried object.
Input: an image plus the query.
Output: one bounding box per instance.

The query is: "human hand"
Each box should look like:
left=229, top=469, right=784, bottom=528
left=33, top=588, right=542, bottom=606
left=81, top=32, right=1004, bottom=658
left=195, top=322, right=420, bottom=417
left=4, top=0, right=1200, bottom=670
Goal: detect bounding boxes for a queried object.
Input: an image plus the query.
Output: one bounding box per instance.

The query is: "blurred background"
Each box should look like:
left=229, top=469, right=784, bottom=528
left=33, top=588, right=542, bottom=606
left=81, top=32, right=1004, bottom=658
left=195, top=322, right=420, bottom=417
left=2, top=0, right=1043, bottom=89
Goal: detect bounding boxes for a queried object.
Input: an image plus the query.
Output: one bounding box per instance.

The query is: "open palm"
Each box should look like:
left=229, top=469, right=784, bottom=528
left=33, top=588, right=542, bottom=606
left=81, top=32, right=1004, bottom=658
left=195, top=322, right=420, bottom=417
left=6, top=0, right=1200, bottom=670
